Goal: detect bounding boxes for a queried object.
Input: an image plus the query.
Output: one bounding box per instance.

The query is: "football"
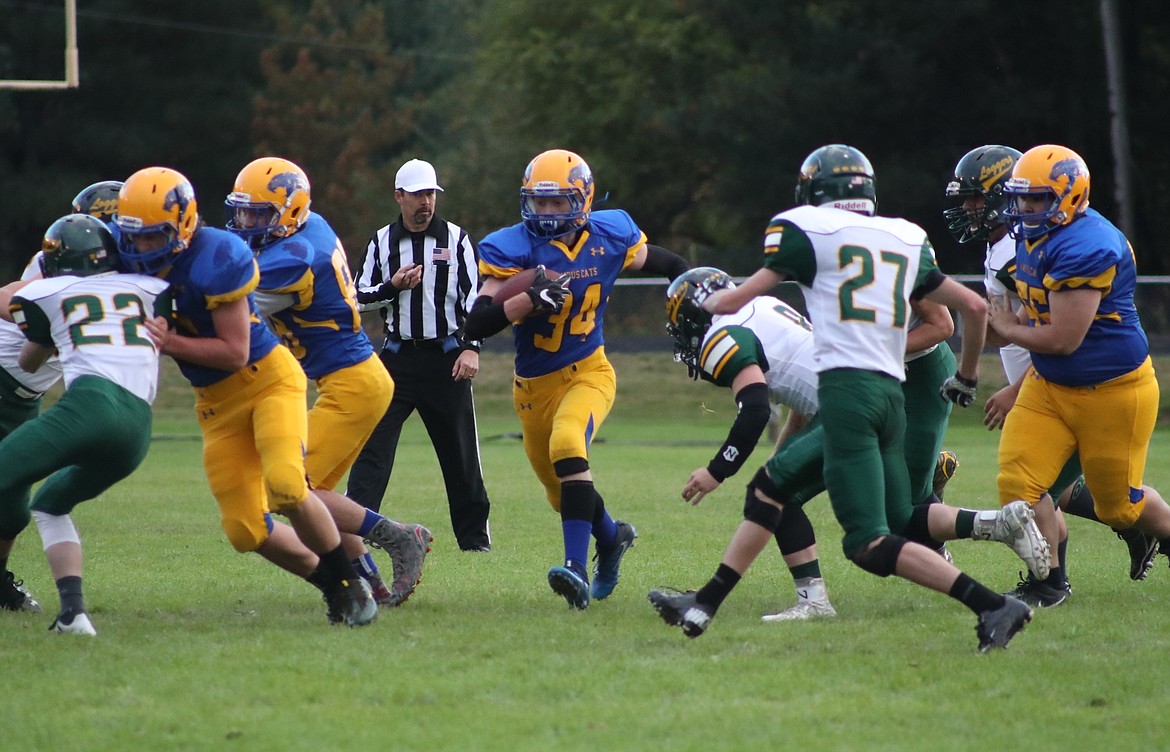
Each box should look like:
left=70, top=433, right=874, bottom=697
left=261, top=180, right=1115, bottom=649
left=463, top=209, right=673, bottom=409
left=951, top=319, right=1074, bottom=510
left=492, top=267, right=563, bottom=304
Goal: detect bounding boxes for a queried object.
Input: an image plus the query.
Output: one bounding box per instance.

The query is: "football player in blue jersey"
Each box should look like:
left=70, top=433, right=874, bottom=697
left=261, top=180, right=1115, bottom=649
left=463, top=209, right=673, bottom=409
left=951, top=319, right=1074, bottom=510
left=992, top=144, right=1170, bottom=605
left=115, top=166, right=376, bottom=627
left=464, top=149, right=689, bottom=609
left=226, top=156, right=432, bottom=607
left=946, top=145, right=1159, bottom=592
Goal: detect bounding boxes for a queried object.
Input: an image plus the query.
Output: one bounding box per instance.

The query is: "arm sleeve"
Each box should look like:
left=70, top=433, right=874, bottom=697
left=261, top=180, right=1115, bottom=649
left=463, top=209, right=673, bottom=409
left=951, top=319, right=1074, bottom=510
left=464, top=295, right=511, bottom=341
left=706, top=381, right=771, bottom=482
left=640, top=244, right=690, bottom=281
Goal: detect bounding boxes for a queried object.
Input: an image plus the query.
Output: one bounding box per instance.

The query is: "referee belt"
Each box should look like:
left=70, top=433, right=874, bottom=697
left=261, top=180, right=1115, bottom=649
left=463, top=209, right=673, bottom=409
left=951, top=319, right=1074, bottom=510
left=385, top=336, right=455, bottom=351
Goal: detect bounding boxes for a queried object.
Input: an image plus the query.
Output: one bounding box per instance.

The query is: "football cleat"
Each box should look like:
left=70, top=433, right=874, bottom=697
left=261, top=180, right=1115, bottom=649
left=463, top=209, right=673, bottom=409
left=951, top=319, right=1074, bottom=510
left=932, top=450, right=960, bottom=499
left=1116, top=527, right=1159, bottom=581
left=972, top=500, right=1051, bottom=580
left=365, top=520, right=432, bottom=606
left=647, top=588, right=713, bottom=638
left=761, top=600, right=837, bottom=623
left=50, top=610, right=97, bottom=636
left=976, top=596, right=1031, bottom=652
left=0, top=570, right=41, bottom=613
left=325, top=577, right=377, bottom=627
left=548, top=563, right=590, bottom=610
left=1005, top=572, right=1070, bottom=609
left=591, top=520, right=637, bottom=600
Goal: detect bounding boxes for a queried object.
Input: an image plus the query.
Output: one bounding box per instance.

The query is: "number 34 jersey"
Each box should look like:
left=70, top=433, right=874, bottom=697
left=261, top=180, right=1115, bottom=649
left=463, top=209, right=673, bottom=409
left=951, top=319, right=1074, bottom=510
left=761, top=205, right=939, bottom=382
left=11, top=273, right=172, bottom=404
left=479, top=209, right=645, bottom=378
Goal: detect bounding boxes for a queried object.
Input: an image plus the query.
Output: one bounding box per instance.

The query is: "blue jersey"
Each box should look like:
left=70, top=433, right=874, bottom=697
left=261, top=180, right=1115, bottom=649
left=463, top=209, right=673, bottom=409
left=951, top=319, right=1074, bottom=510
left=254, top=213, right=372, bottom=380
left=1014, top=208, right=1148, bottom=386
left=167, top=226, right=279, bottom=387
left=479, top=209, right=645, bottom=378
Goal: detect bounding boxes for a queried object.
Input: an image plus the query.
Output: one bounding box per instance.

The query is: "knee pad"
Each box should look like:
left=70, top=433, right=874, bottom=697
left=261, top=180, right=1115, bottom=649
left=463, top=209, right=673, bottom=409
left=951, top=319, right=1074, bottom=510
left=32, top=511, right=80, bottom=548
left=747, top=467, right=782, bottom=503
left=1097, top=496, right=1143, bottom=529
left=222, top=512, right=273, bottom=553
left=848, top=534, right=907, bottom=578
left=265, top=464, right=309, bottom=513
left=743, top=486, right=783, bottom=531
left=553, top=457, right=590, bottom=478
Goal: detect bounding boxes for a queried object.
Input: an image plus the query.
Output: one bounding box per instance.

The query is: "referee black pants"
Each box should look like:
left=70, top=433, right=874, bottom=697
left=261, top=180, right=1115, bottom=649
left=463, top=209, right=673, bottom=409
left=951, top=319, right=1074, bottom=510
left=346, top=340, right=492, bottom=550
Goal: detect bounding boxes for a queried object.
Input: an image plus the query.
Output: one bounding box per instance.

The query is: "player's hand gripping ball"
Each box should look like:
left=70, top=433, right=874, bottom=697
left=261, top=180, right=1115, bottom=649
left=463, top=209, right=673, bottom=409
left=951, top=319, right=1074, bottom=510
left=492, top=265, right=567, bottom=315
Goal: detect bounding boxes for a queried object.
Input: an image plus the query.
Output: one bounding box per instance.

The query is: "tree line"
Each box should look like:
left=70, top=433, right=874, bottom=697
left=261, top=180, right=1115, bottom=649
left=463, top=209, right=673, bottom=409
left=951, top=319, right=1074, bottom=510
left=3, top=0, right=1168, bottom=290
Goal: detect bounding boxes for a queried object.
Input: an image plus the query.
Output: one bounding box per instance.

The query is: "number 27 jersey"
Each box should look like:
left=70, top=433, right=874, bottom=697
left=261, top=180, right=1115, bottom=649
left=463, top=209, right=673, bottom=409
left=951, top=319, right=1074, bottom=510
left=762, top=205, right=938, bottom=381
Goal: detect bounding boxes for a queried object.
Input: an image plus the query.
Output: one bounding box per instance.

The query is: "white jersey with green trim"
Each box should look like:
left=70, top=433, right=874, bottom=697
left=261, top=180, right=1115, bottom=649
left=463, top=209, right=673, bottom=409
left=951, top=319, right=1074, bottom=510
left=702, top=296, right=819, bottom=417
left=11, top=273, right=170, bottom=404
left=983, top=232, right=1032, bottom=384
left=0, top=318, right=62, bottom=395
left=767, top=205, right=930, bottom=381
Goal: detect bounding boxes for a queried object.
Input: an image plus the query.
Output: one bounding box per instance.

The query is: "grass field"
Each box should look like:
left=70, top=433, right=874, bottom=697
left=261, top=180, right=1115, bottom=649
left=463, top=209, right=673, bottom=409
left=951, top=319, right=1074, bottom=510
left=5, top=352, right=1170, bottom=751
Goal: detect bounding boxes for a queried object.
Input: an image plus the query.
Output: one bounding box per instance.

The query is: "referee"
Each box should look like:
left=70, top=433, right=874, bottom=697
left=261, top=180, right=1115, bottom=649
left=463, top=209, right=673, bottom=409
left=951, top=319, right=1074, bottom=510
left=347, top=159, right=492, bottom=552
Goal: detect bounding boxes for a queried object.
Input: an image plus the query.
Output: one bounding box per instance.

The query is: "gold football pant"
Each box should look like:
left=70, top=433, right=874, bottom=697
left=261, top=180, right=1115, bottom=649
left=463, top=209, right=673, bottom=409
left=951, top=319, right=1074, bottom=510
left=306, top=354, right=394, bottom=491
left=194, top=346, right=310, bottom=552
left=513, top=348, right=616, bottom=510
left=997, top=358, right=1158, bottom=528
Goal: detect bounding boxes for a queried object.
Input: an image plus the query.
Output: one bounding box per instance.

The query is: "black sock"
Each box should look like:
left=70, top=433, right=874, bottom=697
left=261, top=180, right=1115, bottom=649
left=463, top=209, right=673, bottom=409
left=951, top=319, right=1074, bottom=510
left=316, top=545, right=360, bottom=587
left=948, top=572, right=1004, bottom=614
left=1062, top=477, right=1099, bottom=522
left=1056, top=538, right=1068, bottom=584
left=56, top=575, right=84, bottom=614
left=696, top=563, right=741, bottom=614
left=905, top=504, right=946, bottom=549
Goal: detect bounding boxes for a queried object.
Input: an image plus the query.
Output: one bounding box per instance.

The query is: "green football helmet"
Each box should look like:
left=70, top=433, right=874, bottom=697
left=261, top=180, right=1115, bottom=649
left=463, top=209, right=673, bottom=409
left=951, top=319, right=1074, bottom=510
left=40, top=214, right=120, bottom=278
left=943, top=145, right=1022, bottom=244
left=70, top=180, right=124, bottom=221
left=665, top=266, right=735, bottom=379
left=795, top=144, right=877, bottom=215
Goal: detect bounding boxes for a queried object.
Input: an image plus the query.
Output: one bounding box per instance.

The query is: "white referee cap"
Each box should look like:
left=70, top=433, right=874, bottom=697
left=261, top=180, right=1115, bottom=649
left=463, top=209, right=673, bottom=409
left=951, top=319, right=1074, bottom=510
left=395, top=159, right=444, bottom=193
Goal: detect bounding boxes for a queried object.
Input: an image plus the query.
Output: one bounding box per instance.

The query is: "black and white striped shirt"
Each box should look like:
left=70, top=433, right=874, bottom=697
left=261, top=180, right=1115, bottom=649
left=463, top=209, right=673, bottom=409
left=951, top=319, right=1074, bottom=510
left=355, top=215, right=480, bottom=350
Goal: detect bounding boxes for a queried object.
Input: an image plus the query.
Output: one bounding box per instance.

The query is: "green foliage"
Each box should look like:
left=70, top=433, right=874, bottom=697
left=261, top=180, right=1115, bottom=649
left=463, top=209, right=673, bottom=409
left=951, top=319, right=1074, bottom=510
left=6, top=352, right=1170, bottom=750
left=253, top=0, right=414, bottom=255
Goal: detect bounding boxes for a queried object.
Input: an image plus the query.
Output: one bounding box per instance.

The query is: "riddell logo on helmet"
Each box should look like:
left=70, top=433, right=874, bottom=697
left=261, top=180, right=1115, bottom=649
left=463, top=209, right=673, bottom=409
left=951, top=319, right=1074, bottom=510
left=826, top=200, right=871, bottom=212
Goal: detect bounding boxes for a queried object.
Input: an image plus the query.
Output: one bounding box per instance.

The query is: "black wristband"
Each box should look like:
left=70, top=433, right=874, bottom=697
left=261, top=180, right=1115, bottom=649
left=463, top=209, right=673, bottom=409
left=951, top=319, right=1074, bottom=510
left=706, top=382, right=771, bottom=481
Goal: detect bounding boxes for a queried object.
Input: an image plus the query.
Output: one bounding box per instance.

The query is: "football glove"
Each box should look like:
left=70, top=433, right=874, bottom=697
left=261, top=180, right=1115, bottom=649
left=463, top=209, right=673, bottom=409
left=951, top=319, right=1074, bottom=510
left=940, top=373, right=978, bottom=408
left=527, top=265, right=568, bottom=314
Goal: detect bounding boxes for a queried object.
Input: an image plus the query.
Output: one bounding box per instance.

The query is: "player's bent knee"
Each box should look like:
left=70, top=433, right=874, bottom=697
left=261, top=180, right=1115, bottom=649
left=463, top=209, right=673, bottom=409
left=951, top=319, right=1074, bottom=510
left=848, top=534, right=907, bottom=578
left=222, top=515, right=271, bottom=553
left=743, top=489, right=783, bottom=532
left=1097, top=503, right=1141, bottom=530
left=264, top=466, right=309, bottom=512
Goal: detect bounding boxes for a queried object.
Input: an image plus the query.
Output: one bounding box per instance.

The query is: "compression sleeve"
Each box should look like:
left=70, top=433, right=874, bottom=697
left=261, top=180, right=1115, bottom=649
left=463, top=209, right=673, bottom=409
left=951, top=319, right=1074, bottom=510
left=706, top=381, right=771, bottom=482
left=464, top=295, right=511, bottom=340
left=641, top=244, right=690, bottom=281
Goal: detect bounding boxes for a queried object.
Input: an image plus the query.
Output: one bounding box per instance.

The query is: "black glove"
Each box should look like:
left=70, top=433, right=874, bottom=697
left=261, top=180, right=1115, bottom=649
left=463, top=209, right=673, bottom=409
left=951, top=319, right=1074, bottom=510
left=526, top=265, right=568, bottom=314
left=940, top=373, right=978, bottom=408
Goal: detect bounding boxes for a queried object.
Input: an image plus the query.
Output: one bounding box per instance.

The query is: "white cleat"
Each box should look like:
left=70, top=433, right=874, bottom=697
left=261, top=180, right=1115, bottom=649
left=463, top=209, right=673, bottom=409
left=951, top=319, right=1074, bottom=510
left=974, top=500, right=1051, bottom=580
left=50, top=610, right=97, bottom=636
left=761, top=599, right=837, bottom=622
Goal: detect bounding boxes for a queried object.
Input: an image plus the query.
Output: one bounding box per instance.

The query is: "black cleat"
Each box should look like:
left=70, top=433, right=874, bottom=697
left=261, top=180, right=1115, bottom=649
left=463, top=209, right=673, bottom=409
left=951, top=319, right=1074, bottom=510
left=647, top=588, right=713, bottom=638
left=976, top=595, right=1032, bottom=652
left=0, top=570, right=41, bottom=612
left=1116, top=528, right=1159, bottom=581
left=1005, top=572, right=1070, bottom=608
